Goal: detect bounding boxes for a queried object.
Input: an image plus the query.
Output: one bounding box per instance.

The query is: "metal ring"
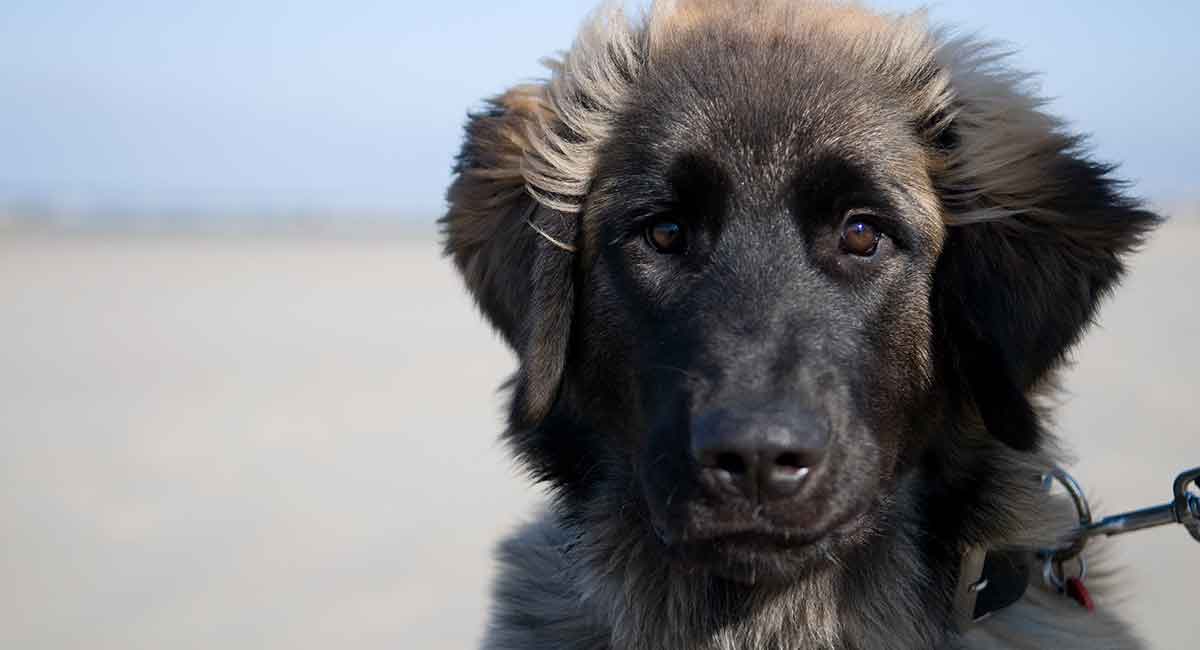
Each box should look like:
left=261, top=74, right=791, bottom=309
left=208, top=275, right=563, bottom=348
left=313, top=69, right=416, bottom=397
left=1043, top=467, right=1093, bottom=561
left=1043, top=554, right=1087, bottom=591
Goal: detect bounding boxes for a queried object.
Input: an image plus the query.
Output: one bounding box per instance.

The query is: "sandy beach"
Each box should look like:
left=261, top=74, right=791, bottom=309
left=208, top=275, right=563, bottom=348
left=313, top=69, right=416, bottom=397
left=1, top=218, right=1197, bottom=648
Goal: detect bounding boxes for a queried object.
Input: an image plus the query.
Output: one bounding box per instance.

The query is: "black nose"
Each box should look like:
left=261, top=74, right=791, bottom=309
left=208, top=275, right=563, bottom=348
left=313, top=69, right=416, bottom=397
left=691, top=407, right=829, bottom=502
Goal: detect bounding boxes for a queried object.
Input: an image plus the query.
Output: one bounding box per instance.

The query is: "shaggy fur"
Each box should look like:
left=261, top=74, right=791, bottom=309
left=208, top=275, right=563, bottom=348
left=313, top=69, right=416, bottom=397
left=442, top=1, right=1160, bottom=648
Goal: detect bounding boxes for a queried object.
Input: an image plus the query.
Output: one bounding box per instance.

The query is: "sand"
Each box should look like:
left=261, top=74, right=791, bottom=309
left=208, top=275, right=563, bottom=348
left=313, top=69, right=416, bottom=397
left=0, top=222, right=1196, bottom=648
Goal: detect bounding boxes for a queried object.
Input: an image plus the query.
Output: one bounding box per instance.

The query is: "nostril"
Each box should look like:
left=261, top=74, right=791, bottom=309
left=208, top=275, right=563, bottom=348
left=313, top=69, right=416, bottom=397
left=762, top=450, right=812, bottom=499
left=774, top=451, right=805, bottom=471
left=714, top=452, right=748, bottom=475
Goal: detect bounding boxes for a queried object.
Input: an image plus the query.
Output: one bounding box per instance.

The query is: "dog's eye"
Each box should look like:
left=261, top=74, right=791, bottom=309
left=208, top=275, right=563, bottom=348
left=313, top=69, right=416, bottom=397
left=840, top=219, right=880, bottom=257
left=645, top=221, right=686, bottom=254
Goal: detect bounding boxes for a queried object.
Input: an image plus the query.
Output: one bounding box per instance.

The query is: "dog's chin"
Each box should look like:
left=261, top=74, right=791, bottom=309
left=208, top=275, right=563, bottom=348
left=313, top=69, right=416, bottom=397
left=668, top=533, right=834, bottom=584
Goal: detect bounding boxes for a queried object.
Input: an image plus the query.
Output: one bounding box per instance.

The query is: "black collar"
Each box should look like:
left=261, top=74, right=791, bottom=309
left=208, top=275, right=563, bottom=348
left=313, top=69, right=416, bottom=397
left=953, top=547, right=1033, bottom=630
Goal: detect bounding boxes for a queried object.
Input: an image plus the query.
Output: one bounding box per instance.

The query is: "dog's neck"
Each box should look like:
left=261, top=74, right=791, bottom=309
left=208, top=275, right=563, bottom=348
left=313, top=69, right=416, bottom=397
left=565, top=472, right=948, bottom=650
left=483, top=439, right=1144, bottom=649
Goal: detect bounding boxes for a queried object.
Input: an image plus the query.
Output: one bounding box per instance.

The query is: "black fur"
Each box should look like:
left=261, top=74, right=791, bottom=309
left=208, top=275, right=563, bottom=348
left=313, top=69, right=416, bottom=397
left=441, top=4, right=1160, bottom=648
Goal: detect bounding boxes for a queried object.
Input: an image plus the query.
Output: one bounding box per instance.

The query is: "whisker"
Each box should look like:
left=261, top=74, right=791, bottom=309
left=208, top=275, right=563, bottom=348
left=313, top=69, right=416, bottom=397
left=647, top=364, right=703, bottom=383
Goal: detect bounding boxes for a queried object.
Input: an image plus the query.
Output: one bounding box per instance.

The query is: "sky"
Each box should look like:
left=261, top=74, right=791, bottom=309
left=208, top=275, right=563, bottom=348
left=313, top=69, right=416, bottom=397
left=1, top=1, right=1197, bottom=220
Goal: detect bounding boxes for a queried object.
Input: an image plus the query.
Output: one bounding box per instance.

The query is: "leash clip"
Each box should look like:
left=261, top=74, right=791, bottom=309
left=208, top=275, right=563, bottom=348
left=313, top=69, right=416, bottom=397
left=1038, top=466, right=1200, bottom=612
left=1044, top=466, right=1200, bottom=553
left=1079, top=466, right=1200, bottom=545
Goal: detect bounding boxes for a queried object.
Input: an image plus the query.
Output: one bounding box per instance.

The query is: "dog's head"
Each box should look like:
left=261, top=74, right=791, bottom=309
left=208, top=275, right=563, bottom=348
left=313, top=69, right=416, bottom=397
left=443, top=1, right=1158, bottom=583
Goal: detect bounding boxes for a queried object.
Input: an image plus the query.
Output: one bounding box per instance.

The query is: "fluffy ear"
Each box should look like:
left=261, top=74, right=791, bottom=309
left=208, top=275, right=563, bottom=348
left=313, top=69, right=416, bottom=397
left=441, top=9, right=643, bottom=427
left=441, top=86, right=579, bottom=427
left=931, top=41, right=1161, bottom=450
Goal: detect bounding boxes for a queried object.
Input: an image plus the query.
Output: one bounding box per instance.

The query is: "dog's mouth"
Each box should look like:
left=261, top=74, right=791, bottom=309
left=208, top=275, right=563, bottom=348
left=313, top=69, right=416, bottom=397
left=674, top=524, right=828, bottom=548
left=650, top=494, right=878, bottom=583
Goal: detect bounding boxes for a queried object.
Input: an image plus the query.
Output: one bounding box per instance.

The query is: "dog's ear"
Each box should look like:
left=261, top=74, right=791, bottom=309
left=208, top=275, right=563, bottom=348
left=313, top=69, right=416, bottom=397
left=441, top=85, right=578, bottom=427
left=929, top=42, right=1161, bottom=451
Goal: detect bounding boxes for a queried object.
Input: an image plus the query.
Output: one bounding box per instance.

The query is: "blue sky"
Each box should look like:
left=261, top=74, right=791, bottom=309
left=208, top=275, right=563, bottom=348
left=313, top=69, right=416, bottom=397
left=1, top=1, right=1196, bottom=219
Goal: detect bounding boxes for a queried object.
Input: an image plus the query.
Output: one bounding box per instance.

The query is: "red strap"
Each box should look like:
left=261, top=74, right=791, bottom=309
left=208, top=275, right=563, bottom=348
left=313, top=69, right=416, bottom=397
left=1065, top=577, right=1094, bottom=612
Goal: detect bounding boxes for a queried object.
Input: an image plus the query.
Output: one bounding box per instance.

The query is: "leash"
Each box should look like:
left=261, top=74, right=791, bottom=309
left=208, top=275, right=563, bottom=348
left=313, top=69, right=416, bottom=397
left=954, top=465, right=1200, bottom=631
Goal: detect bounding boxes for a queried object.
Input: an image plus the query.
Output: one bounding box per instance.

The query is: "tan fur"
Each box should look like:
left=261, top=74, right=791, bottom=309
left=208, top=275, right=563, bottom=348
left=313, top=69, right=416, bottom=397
left=508, top=1, right=956, bottom=215
left=481, top=0, right=1110, bottom=242
left=448, top=85, right=544, bottom=249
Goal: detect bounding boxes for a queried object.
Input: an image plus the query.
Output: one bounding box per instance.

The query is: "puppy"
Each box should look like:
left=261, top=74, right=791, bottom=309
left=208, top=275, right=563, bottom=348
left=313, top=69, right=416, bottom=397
left=442, top=1, right=1160, bottom=647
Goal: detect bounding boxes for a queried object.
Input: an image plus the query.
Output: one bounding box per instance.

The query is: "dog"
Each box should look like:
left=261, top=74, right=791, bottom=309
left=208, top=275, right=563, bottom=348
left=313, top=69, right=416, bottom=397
left=441, top=1, right=1161, bottom=647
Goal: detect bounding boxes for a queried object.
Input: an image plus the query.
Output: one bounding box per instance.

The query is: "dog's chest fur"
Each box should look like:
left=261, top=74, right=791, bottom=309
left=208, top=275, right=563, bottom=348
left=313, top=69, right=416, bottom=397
left=482, top=504, right=1142, bottom=650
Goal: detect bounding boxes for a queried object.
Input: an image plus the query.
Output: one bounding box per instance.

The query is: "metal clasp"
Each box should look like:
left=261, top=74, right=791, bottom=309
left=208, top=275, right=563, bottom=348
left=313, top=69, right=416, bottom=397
left=1174, top=467, right=1200, bottom=542
left=1081, top=466, right=1200, bottom=543
left=1048, top=466, right=1200, bottom=550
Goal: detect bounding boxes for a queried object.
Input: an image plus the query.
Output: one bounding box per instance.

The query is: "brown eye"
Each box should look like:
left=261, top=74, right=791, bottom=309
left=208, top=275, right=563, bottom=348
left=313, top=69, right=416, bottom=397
left=646, top=221, right=686, bottom=254
left=840, top=220, right=880, bottom=257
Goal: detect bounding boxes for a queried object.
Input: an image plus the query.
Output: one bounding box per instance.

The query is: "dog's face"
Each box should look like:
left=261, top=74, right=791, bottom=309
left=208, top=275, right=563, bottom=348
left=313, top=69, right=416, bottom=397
left=444, top=1, right=1157, bottom=586
left=578, top=39, right=946, bottom=579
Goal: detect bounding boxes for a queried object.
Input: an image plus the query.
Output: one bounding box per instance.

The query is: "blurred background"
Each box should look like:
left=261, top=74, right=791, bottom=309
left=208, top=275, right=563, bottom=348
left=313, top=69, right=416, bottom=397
left=1, top=1, right=1196, bottom=648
